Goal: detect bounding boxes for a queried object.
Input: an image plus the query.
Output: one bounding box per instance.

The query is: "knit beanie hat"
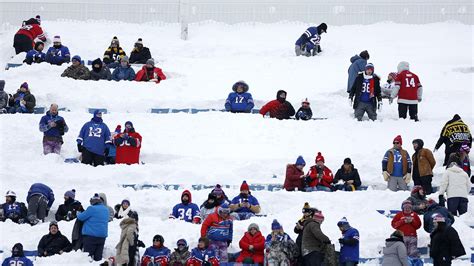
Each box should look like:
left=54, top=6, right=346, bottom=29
left=460, top=144, right=470, bottom=153
left=49, top=221, right=58, bottom=229
left=432, top=213, right=445, bottom=223
left=343, top=158, right=352, bottom=165
left=393, top=135, right=402, bottom=145
left=401, top=200, right=413, bottom=210
left=240, top=181, right=249, bottom=191
left=177, top=239, right=187, bottom=247
left=365, top=63, right=374, bottom=71
left=315, top=152, right=325, bottom=163
left=359, top=50, right=369, bottom=60
left=53, top=35, right=61, bottom=43
left=248, top=223, right=260, bottom=231
left=295, top=156, right=306, bottom=166
left=271, top=219, right=282, bottom=230
left=212, top=184, right=223, bottom=196
left=146, top=58, right=155, bottom=67
left=337, top=217, right=349, bottom=227
left=313, top=212, right=325, bottom=223
left=397, top=61, right=410, bottom=73
left=122, top=199, right=130, bottom=206
left=391, top=230, right=404, bottom=239
left=20, top=82, right=28, bottom=90
left=135, top=38, right=143, bottom=45
left=64, top=189, right=76, bottom=199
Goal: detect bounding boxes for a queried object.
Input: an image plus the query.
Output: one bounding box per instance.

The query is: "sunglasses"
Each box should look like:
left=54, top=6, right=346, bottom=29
left=393, top=142, right=400, bottom=144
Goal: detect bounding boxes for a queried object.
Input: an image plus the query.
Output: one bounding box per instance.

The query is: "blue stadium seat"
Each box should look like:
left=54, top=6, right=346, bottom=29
left=33, top=107, right=45, bottom=114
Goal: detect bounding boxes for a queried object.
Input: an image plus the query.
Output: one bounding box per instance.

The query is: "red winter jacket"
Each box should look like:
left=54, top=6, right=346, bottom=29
left=284, top=164, right=304, bottom=191
left=135, top=66, right=166, bottom=83
left=259, top=100, right=295, bottom=120
left=307, top=165, right=333, bottom=188
left=114, top=131, right=142, bottom=164
left=236, top=231, right=265, bottom=264
left=391, top=211, right=421, bottom=237
left=16, top=24, right=46, bottom=44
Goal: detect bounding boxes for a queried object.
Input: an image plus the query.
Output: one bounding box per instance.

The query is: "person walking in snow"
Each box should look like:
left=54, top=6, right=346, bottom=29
left=349, top=63, right=382, bottom=121
left=55, top=189, right=83, bottom=222
left=229, top=181, right=261, bottom=220
left=116, top=211, right=145, bottom=266
left=347, top=50, right=370, bottom=93
left=39, top=103, right=69, bottom=155
left=304, top=153, right=334, bottom=192
left=295, top=98, right=313, bottom=121
left=434, top=114, right=472, bottom=166
left=294, top=203, right=318, bottom=266
left=438, top=154, right=471, bottom=216
left=391, top=201, right=421, bottom=258
left=284, top=156, right=306, bottom=191
left=259, top=90, right=295, bottom=120
left=77, top=110, right=112, bottom=166
left=390, top=61, right=423, bottom=121
left=170, top=190, right=201, bottom=224
left=294, top=23, right=327, bottom=56
left=301, top=212, right=330, bottom=266
left=382, top=135, right=412, bottom=191
left=225, top=80, right=254, bottom=113
left=411, top=139, right=436, bottom=194
left=337, top=217, right=360, bottom=266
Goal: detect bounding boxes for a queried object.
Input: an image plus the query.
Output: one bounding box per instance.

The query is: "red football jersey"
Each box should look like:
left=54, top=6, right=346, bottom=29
left=115, top=132, right=142, bottom=164
left=395, top=70, right=422, bottom=102
left=16, top=24, right=46, bottom=41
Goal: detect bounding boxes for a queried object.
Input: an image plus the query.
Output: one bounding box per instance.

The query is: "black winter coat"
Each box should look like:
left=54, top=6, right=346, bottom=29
left=37, top=231, right=72, bottom=256
left=90, top=66, right=112, bottom=81
left=333, top=165, right=362, bottom=188
left=55, top=199, right=84, bottom=222
left=8, top=90, right=36, bottom=113
left=349, top=73, right=381, bottom=110
left=129, top=47, right=151, bottom=64
left=423, top=204, right=455, bottom=233
left=430, top=223, right=465, bottom=265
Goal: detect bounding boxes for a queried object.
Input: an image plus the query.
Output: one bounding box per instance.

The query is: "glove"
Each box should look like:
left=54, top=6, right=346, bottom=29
left=389, top=98, right=393, bottom=104
left=378, top=102, right=383, bottom=110
left=77, top=143, right=83, bottom=153
left=338, top=238, right=346, bottom=245
left=403, top=173, right=412, bottom=184
left=104, top=147, right=110, bottom=157
left=382, top=171, right=390, bottom=181
left=227, top=240, right=232, bottom=247
left=138, top=240, right=146, bottom=248
left=438, top=195, right=446, bottom=207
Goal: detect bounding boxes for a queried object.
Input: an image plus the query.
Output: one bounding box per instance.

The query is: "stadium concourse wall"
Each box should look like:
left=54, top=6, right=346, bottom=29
left=0, top=0, right=473, bottom=39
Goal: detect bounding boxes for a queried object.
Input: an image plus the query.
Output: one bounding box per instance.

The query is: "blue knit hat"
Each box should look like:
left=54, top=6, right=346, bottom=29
left=122, top=199, right=130, bottom=206
left=295, top=156, right=306, bottom=166
left=271, top=219, right=282, bottom=230
left=365, top=63, right=374, bottom=70
left=72, top=55, right=81, bottom=62
left=337, top=217, right=349, bottom=227
left=177, top=239, right=188, bottom=247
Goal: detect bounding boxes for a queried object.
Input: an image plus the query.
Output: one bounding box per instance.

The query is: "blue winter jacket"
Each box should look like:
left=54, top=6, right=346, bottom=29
left=77, top=120, right=112, bottom=155
left=27, top=183, right=55, bottom=208
left=2, top=256, right=33, bottom=266
left=25, top=49, right=46, bottom=64
left=295, top=26, right=321, bottom=52
left=423, top=204, right=455, bottom=233
left=77, top=203, right=109, bottom=238
left=230, top=194, right=260, bottom=213
left=112, top=65, right=136, bottom=81
left=347, top=55, right=367, bottom=92
left=45, top=46, right=71, bottom=65
left=339, top=227, right=360, bottom=263
left=189, top=247, right=218, bottom=262
left=39, top=111, right=68, bottom=138
left=225, top=92, right=254, bottom=113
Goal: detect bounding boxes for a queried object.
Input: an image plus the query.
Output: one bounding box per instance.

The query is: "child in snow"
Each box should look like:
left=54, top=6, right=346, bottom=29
left=295, top=98, right=313, bottom=120
left=382, top=72, right=397, bottom=98
left=114, top=199, right=132, bottom=219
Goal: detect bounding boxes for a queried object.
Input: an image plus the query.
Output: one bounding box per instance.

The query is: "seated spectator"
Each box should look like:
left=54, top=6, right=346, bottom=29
left=141, top=234, right=171, bottom=266
left=39, top=103, right=69, bottom=155
left=103, top=36, right=126, bottom=68
left=259, top=90, right=295, bottom=120
left=391, top=201, right=421, bottom=258
left=55, top=189, right=84, bottom=222
left=225, top=81, right=254, bottom=113
left=236, top=223, right=265, bottom=264
left=7, top=82, right=35, bottom=114
left=116, top=211, right=144, bottom=266
left=38, top=221, right=72, bottom=257
left=200, top=193, right=218, bottom=221
left=333, top=158, right=362, bottom=191
left=304, top=152, right=334, bottom=192
left=186, top=237, right=219, bottom=266
left=112, top=56, right=136, bottom=81
left=229, top=181, right=261, bottom=220
left=406, top=186, right=428, bottom=215
left=114, top=121, right=142, bottom=165
left=423, top=199, right=455, bottom=233
left=200, top=204, right=233, bottom=263
left=295, top=98, right=313, bottom=120
left=89, top=58, right=111, bottom=81
left=382, top=72, right=397, bottom=98
left=0, top=190, right=27, bottom=224
left=114, top=199, right=131, bottom=219
left=170, top=239, right=191, bottom=266
left=135, top=58, right=166, bottom=83
left=61, top=55, right=90, bottom=80
left=45, top=36, right=71, bottom=65
left=0, top=80, right=7, bottom=114
left=24, top=41, right=46, bottom=65
left=284, top=156, right=306, bottom=191
left=1, top=243, right=33, bottom=266
left=129, top=38, right=152, bottom=64
left=170, top=190, right=201, bottom=224
left=26, top=183, right=54, bottom=225
left=265, top=219, right=297, bottom=266
left=210, top=184, right=230, bottom=206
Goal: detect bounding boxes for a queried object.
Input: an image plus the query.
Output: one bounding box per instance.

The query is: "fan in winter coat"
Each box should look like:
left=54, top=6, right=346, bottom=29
left=284, top=156, right=306, bottom=191
left=129, top=38, right=152, bottom=64
left=305, top=153, right=334, bottom=192
left=438, top=156, right=471, bottom=216
left=429, top=214, right=466, bottom=265
left=170, top=239, right=191, bottom=266
left=405, top=186, right=428, bottom=215
left=115, top=213, right=140, bottom=265
left=112, top=56, right=136, bottom=81
left=224, top=81, right=254, bottom=113
left=259, top=90, right=295, bottom=120
left=333, top=158, right=362, bottom=191
left=8, top=82, right=36, bottom=114
left=141, top=234, right=171, bottom=266
left=61, top=55, right=90, bottom=80
left=381, top=230, right=409, bottom=266
left=135, top=58, right=166, bottom=84
left=391, top=201, right=421, bottom=258
left=347, top=50, right=369, bottom=93
left=236, top=223, right=265, bottom=264
left=38, top=221, right=72, bottom=257
left=90, top=58, right=112, bottom=81
left=434, top=114, right=472, bottom=166
left=55, top=189, right=84, bottom=222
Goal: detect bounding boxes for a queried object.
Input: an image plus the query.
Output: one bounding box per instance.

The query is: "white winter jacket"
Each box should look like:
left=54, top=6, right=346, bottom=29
left=439, top=165, right=471, bottom=199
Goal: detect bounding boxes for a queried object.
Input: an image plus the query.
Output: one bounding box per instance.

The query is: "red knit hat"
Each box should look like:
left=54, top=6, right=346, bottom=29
left=393, top=135, right=402, bottom=145
left=315, top=152, right=325, bottom=163
left=240, top=180, right=249, bottom=191
left=313, top=211, right=325, bottom=222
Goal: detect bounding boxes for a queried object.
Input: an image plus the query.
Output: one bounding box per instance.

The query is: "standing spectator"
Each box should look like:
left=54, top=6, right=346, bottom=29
left=26, top=183, right=54, bottom=225
left=301, top=212, right=330, bottom=266
left=229, top=181, right=261, bottom=220
left=45, top=36, right=71, bottom=65
left=259, top=90, right=295, bottom=120
left=411, top=139, right=436, bottom=194
left=284, top=156, right=306, bottom=191
left=349, top=63, right=382, bottom=121
left=382, top=72, right=397, bottom=98
left=135, top=58, right=166, bottom=83
left=0, top=80, right=8, bottom=114
left=77, top=110, right=112, bottom=166
left=129, top=38, right=152, bottom=64
left=114, top=121, right=142, bottom=165
left=294, top=203, right=318, bottom=266
left=458, top=144, right=471, bottom=176
left=391, top=201, right=421, bottom=258
left=294, top=23, right=327, bottom=56
left=61, top=55, right=90, bottom=80
left=170, top=190, right=201, bottom=224
left=0, top=190, right=27, bottom=224
left=38, top=221, right=72, bottom=257
left=116, top=211, right=144, bottom=266
left=337, top=217, right=360, bottom=266
left=434, top=114, right=472, bottom=166
left=112, top=56, right=136, bottom=81
left=13, top=15, right=46, bottom=54
left=438, top=155, right=470, bottom=216
left=114, top=199, right=132, bottom=219
left=390, top=61, right=423, bottom=121
left=429, top=214, right=466, bottom=266
left=199, top=193, right=218, bottom=221
left=333, top=158, right=362, bottom=191
left=305, top=152, right=334, bottom=192
left=77, top=193, right=109, bottom=261
left=347, top=50, right=370, bottom=93
left=405, top=186, right=428, bottom=215
left=89, top=58, right=112, bottom=81
left=55, top=189, right=84, bottom=222
left=170, top=239, right=191, bottom=266
left=382, top=135, right=412, bottom=191
left=423, top=199, right=455, bottom=233
left=295, top=98, right=313, bottom=121
left=7, top=82, right=36, bottom=114
left=224, top=80, right=254, bottom=113
left=24, top=41, right=46, bottom=64
left=1, top=243, right=33, bottom=266
left=141, top=234, right=171, bottom=266
left=39, top=103, right=68, bottom=155
left=200, top=203, right=233, bottom=263
left=236, top=223, right=265, bottom=264
left=381, top=230, right=409, bottom=266
left=99, top=193, right=115, bottom=222
left=186, top=237, right=219, bottom=266
left=265, top=219, right=298, bottom=266
left=103, top=36, right=126, bottom=68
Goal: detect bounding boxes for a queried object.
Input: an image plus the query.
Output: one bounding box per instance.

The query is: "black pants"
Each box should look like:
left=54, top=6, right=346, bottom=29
left=13, top=34, right=33, bottom=54
left=413, top=175, right=433, bottom=195
left=27, top=194, right=48, bottom=223
left=447, top=197, right=468, bottom=216
left=398, top=103, right=418, bottom=121
left=81, top=149, right=105, bottom=166
left=83, top=235, right=106, bottom=261
left=303, top=251, right=324, bottom=266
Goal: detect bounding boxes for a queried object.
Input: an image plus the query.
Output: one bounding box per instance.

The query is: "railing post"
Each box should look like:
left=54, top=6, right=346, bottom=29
left=179, top=0, right=189, bottom=40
